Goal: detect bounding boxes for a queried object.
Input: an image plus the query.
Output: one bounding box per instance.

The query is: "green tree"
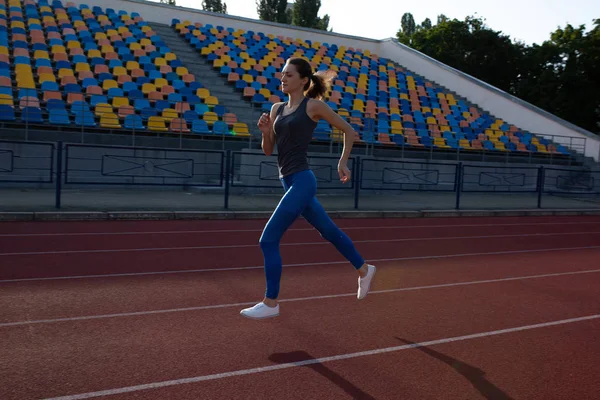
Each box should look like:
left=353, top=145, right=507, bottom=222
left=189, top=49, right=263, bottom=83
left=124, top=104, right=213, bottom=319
left=292, top=0, right=330, bottom=31
left=397, top=14, right=600, bottom=134
left=202, top=0, right=227, bottom=14
left=396, top=12, right=416, bottom=45
left=420, top=18, right=432, bottom=31
left=256, top=0, right=290, bottom=24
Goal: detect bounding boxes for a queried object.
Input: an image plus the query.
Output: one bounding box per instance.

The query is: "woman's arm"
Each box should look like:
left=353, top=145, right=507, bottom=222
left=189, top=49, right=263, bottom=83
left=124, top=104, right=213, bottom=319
left=258, top=102, right=283, bottom=156
left=308, top=100, right=357, bottom=183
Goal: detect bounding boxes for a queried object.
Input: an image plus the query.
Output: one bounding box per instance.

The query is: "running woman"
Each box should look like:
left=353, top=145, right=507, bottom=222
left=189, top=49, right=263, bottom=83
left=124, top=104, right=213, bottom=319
left=240, top=57, right=376, bottom=320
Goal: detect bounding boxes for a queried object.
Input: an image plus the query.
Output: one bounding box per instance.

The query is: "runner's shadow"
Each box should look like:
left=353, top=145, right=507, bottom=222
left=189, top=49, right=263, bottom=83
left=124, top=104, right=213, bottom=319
left=395, top=337, right=514, bottom=400
left=269, top=351, right=376, bottom=400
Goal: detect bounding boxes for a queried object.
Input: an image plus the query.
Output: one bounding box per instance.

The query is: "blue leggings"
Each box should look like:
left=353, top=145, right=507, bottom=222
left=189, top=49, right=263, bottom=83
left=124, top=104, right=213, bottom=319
left=259, top=169, right=365, bottom=299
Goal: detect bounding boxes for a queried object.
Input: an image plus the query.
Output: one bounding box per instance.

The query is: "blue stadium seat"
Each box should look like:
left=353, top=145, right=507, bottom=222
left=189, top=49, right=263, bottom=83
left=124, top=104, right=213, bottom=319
left=192, top=119, right=210, bottom=134
left=0, top=105, right=15, bottom=121
left=48, top=109, right=71, bottom=125
left=21, top=107, right=44, bottom=123
left=123, top=114, right=144, bottom=130
left=74, top=110, right=97, bottom=127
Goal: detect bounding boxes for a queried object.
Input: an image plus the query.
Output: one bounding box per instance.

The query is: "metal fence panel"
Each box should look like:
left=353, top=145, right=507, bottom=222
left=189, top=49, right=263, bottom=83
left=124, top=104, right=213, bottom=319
left=360, top=158, right=458, bottom=192
left=0, top=140, right=54, bottom=183
left=64, top=143, right=224, bottom=186
left=543, top=167, right=600, bottom=194
left=230, top=151, right=356, bottom=190
left=461, top=164, right=540, bottom=193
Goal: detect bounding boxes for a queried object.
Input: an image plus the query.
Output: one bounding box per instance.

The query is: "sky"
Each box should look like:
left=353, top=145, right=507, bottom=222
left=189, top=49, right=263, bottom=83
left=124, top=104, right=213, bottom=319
left=153, top=0, right=599, bottom=46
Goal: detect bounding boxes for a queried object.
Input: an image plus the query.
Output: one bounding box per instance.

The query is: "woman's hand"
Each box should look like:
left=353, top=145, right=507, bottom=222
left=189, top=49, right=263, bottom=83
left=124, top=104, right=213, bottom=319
left=338, top=162, right=351, bottom=184
left=257, top=113, right=271, bottom=135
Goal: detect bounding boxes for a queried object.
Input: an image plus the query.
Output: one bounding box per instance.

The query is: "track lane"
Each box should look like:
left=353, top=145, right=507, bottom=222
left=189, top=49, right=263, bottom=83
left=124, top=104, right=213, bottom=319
left=1, top=248, right=599, bottom=324
left=2, top=215, right=599, bottom=235
left=3, top=222, right=600, bottom=253
left=77, top=318, right=600, bottom=400
left=2, top=271, right=599, bottom=400
left=2, top=232, right=600, bottom=280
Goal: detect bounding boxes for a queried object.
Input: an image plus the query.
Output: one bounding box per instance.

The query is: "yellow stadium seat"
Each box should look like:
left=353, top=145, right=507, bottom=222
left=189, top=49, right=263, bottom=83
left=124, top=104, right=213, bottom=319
left=147, top=116, right=168, bottom=132
left=434, top=138, right=450, bottom=148
left=205, top=96, right=219, bottom=106
left=38, top=73, right=56, bottom=83
left=58, top=68, right=74, bottom=78
left=196, top=88, right=210, bottom=99
left=52, top=45, right=67, bottom=54
left=103, top=80, right=119, bottom=91
left=337, top=108, right=350, bottom=118
left=0, top=95, right=13, bottom=105
left=101, top=45, right=115, bottom=54
left=203, top=112, right=218, bottom=125
left=112, top=66, right=127, bottom=76
left=494, top=142, right=507, bottom=151
left=33, top=50, right=50, bottom=59
left=459, top=139, right=471, bottom=149
left=154, top=78, right=168, bottom=88
left=100, top=113, right=121, bottom=129
left=88, top=49, right=102, bottom=58
left=233, top=122, right=250, bottom=137
left=75, top=63, right=90, bottom=73
left=126, top=61, right=140, bottom=71
left=142, top=83, right=157, bottom=94
left=162, top=108, right=179, bottom=120
left=112, top=97, right=129, bottom=108
left=17, top=80, right=36, bottom=89
left=94, top=103, right=113, bottom=116
left=391, top=121, right=403, bottom=130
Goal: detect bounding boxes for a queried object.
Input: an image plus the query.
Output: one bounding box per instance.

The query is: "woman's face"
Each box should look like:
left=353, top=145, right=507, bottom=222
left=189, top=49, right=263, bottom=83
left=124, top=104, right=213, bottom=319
left=280, top=63, right=307, bottom=94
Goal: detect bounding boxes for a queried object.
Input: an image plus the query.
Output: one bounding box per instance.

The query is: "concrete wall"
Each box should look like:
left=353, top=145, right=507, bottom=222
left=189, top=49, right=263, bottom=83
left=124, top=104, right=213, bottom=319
left=63, top=0, right=600, bottom=162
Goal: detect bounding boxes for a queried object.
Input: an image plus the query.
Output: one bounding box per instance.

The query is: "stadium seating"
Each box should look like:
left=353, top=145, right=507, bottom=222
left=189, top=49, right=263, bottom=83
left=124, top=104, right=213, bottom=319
left=170, top=18, right=571, bottom=156
left=0, top=0, right=249, bottom=137
left=0, top=0, right=572, bottom=157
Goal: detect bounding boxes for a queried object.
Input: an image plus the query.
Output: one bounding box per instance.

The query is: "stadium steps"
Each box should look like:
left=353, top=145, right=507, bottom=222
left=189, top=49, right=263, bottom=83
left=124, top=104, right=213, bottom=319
left=147, top=22, right=260, bottom=137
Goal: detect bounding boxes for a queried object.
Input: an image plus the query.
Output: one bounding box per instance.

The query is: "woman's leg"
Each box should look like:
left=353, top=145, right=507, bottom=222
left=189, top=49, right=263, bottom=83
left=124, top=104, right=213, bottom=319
left=240, top=170, right=316, bottom=319
left=301, top=196, right=365, bottom=269
left=301, top=196, right=376, bottom=299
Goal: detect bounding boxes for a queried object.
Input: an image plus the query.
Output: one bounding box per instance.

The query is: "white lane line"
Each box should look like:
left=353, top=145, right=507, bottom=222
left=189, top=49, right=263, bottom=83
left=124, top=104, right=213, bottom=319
left=4, top=220, right=600, bottom=237
left=3, top=268, right=600, bottom=328
left=41, top=313, right=600, bottom=400
left=3, top=230, right=600, bottom=256
left=2, top=245, right=600, bottom=284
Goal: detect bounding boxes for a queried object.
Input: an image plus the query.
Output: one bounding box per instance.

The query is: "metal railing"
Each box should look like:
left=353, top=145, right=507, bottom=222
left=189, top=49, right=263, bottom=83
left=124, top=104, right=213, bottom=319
left=0, top=92, right=588, bottom=165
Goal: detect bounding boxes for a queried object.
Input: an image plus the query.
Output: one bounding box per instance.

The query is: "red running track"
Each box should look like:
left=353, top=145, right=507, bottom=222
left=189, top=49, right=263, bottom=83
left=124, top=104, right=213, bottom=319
left=1, top=215, right=600, bottom=399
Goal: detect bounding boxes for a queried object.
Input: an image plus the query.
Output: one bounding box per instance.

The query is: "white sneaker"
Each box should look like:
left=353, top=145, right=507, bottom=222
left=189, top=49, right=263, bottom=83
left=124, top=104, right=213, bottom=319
left=240, top=302, right=280, bottom=319
left=357, top=264, right=376, bottom=299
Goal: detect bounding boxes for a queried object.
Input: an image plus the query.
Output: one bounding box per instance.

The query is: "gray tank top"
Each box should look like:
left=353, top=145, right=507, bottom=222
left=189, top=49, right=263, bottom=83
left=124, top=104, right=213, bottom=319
left=273, top=97, right=317, bottom=178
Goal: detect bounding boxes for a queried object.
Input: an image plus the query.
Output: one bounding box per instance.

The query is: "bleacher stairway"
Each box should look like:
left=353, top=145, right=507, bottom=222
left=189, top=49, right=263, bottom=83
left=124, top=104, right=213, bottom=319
left=148, top=22, right=261, bottom=137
